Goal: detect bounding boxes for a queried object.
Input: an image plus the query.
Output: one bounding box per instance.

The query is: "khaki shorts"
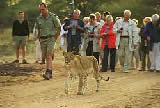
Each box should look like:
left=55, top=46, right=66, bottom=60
left=14, top=36, right=27, bottom=47
left=40, top=37, right=56, bottom=53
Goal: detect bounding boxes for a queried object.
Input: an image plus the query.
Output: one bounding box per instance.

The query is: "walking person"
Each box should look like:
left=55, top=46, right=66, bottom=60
left=12, top=11, right=29, bottom=64
left=35, top=3, right=61, bottom=80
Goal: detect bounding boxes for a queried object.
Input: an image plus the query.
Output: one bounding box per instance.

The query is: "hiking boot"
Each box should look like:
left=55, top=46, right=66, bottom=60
left=49, top=70, right=52, bottom=79
left=111, top=69, right=115, bottom=72
left=12, top=59, right=19, bottom=63
left=22, top=59, right=28, bottom=64
left=42, top=69, right=52, bottom=80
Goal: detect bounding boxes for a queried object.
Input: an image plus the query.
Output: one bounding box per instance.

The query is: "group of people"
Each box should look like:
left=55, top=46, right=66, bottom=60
left=60, top=9, right=160, bottom=73
left=12, top=2, right=160, bottom=80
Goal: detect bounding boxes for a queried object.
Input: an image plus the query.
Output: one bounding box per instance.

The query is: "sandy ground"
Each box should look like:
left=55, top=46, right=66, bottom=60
left=0, top=51, right=160, bottom=108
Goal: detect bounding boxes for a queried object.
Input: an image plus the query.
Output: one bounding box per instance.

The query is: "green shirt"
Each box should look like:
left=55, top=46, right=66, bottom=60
left=36, top=12, right=61, bottom=37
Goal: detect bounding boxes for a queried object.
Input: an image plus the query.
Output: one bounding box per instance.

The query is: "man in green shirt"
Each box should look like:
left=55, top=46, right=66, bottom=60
left=36, top=3, right=61, bottom=80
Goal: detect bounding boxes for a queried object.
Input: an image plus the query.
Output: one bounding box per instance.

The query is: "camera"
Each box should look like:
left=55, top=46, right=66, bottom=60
left=120, top=28, right=123, bottom=30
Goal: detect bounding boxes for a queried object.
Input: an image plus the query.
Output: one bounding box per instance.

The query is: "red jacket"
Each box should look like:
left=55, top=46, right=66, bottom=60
left=100, top=22, right=116, bottom=49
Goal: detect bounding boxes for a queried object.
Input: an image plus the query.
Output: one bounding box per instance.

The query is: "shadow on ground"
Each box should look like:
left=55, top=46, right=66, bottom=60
left=0, top=63, right=42, bottom=76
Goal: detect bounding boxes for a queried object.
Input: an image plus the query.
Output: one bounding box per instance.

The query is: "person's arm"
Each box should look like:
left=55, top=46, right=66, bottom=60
left=132, top=22, right=139, bottom=45
left=108, top=24, right=116, bottom=36
left=53, top=16, right=61, bottom=40
left=143, top=23, right=151, bottom=41
left=113, top=21, right=119, bottom=34
left=35, top=18, right=41, bottom=38
left=76, top=20, right=84, bottom=32
left=25, top=20, right=30, bottom=40
left=33, top=23, right=38, bottom=40
left=55, top=27, right=61, bottom=40
left=99, top=24, right=106, bottom=39
left=63, top=20, right=70, bottom=31
left=12, top=21, right=16, bottom=37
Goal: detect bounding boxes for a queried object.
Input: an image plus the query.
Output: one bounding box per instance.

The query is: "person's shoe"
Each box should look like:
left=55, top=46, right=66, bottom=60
left=40, top=60, right=45, bottom=64
left=100, top=68, right=107, bottom=72
left=22, top=59, right=28, bottom=64
left=42, top=69, right=52, bottom=80
left=12, top=59, right=19, bottom=63
left=156, top=70, right=160, bottom=72
left=42, top=71, right=50, bottom=80
left=150, top=69, right=154, bottom=72
left=48, top=70, right=53, bottom=79
left=139, top=68, right=145, bottom=71
left=111, top=69, right=115, bottom=72
left=123, top=70, right=129, bottom=73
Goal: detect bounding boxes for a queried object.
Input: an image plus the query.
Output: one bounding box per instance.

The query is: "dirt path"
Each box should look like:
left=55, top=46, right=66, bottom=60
left=0, top=54, right=160, bottom=108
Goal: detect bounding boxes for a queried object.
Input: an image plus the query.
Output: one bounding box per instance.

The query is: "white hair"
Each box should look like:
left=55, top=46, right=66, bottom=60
left=151, top=14, right=159, bottom=22
left=105, top=15, right=113, bottom=22
left=95, top=12, right=101, bottom=17
left=83, top=17, right=89, bottom=21
left=74, top=9, right=81, bottom=14
left=124, top=10, right=131, bottom=16
left=144, top=17, right=152, bottom=22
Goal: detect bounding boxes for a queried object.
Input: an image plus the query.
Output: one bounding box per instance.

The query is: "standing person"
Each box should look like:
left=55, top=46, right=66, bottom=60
left=130, top=19, right=141, bottom=70
left=95, top=12, right=105, bottom=65
left=95, top=12, right=105, bottom=27
left=12, top=11, right=29, bottom=64
left=114, top=17, right=122, bottom=66
left=85, top=14, right=101, bottom=63
left=100, top=15, right=116, bottom=72
left=143, top=14, right=160, bottom=72
left=60, top=17, right=68, bottom=52
left=113, top=10, right=138, bottom=73
left=35, top=3, right=61, bottom=80
left=33, top=23, right=42, bottom=63
left=102, top=11, right=110, bottom=22
left=63, top=9, right=84, bottom=55
left=80, top=17, right=89, bottom=56
left=139, top=17, right=152, bottom=71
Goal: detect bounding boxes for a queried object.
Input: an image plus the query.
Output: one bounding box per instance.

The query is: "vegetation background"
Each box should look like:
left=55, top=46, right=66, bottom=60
left=0, top=0, right=160, bottom=27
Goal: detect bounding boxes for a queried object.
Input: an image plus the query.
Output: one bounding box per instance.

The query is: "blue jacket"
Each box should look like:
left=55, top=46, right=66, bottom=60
left=143, top=21, right=160, bottom=50
left=63, top=18, right=84, bottom=46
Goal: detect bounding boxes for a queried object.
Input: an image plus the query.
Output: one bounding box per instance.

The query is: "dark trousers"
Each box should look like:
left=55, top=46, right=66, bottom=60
left=67, top=35, right=79, bottom=55
left=102, top=45, right=116, bottom=71
left=86, top=41, right=99, bottom=63
left=141, top=46, right=150, bottom=70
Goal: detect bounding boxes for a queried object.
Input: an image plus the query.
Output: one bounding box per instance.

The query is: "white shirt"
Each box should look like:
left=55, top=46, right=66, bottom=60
left=121, top=21, right=129, bottom=36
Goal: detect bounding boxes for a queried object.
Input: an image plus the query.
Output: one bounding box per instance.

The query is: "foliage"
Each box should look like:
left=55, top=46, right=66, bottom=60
left=0, top=0, right=160, bottom=27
